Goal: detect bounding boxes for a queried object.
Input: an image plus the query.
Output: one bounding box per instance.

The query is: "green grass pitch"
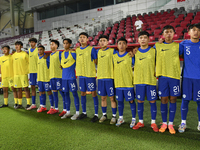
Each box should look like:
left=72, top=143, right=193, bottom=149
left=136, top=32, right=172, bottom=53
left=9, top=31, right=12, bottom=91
left=0, top=91, right=200, bottom=150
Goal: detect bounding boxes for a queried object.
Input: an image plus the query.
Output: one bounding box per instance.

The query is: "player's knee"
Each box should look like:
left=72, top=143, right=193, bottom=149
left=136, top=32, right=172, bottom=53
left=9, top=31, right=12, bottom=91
left=149, top=100, right=156, bottom=103
left=31, top=85, right=35, bottom=90
left=72, top=91, right=78, bottom=97
left=161, top=97, right=168, bottom=104
left=137, top=100, right=144, bottom=103
left=101, top=96, right=107, bottom=102
left=91, top=91, right=97, bottom=97
left=129, top=100, right=134, bottom=103
left=109, top=96, right=116, bottom=102
left=47, top=91, right=52, bottom=95
left=81, top=92, right=86, bottom=96
left=169, top=96, right=177, bottom=103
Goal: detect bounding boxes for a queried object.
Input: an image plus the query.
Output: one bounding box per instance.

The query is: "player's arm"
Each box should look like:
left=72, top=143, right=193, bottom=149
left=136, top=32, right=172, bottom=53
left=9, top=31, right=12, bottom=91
left=46, top=55, right=50, bottom=69
left=91, top=47, right=97, bottom=65
left=132, top=57, right=135, bottom=71
left=179, top=42, right=184, bottom=58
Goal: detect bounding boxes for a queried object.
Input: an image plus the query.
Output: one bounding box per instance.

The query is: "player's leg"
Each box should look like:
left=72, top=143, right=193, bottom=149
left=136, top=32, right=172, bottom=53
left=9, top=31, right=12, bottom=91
left=12, top=86, right=18, bottom=108
left=37, top=91, right=47, bottom=112
left=133, top=85, right=145, bottom=129
left=116, top=89, right=125, bottom=127
left=124, top=88, right=136, bottom=128
left=0, top=87, right=9, bottom=107
left=91, top=90, right=99, bottom=122
left=77, top=77, right=87, bottom=120
left=88, top=77, right=99, bottom=122
left=98, top=80, right=107, bottom=123
left=59, top=87, right=66, bottom=116
left=16, top=88, right=23, bottom=109
left=178, top=78, right=192, bottom=133
left=168, top=96, right=177, bottom=134
left=47, top=90, right=55, bottom=114
left=57, top=79, right=65, bottom=116
left=70, top=91, right=80, bottom=120
left=158, top=77, right=169, bottom=133
left=50, top=79, right=60, bottom=114
left=61, top=91, right=71, bottom=119
left=109, top=96, right=117, bottom=124
left=106, top=79, right=117, bottom=124
left=149, top=100, right=158, bottom=132
left=24, top=87, right=31, bottom=109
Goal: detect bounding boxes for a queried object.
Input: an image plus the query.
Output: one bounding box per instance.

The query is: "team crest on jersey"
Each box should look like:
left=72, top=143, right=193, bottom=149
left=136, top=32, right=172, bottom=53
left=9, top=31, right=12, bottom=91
left=183, top=94, right=186, bottom=98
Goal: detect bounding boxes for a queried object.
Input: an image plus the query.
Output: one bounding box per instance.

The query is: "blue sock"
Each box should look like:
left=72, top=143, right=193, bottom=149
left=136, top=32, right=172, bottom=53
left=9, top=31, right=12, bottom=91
left=150, top=102, right=157, bottom=120
left=118, top=101, right=124, bottom=116
left=138, top=102, right=144, bottom=120
left=48, top=94, right=54, bottom=107
left=39, top=95, right=42, bottom=105
left=112, top=108, right=117, bottom=116
left=197, top=101, right=200, bottom=121
left=181, top=100, right=189, bottom=120
left=64, top=92, right=70, bottom=111
left=169, top=102, right=176, bottom=123
left=53, top=92, right=58, bottom=109
left=59, top=91, right=65, bottom=110
left=72, top=92, right=79, bottom=112
left=102, top=107, right=107, bottom=114
left=129, top=101, right=136, bottom=118
left=81, top=95, right=86, bottom=113
left=32, top=96, right=36, bottom=104
left=160, top=103, right=168, bottom=123
left=42, top=94, right=46, bottom=106
left=93, top=96, right=99, bottom=115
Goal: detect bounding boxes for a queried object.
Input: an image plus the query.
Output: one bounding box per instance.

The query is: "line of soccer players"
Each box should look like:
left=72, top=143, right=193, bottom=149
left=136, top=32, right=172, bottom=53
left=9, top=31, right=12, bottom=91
left=0, top=24, right=200, bottom=134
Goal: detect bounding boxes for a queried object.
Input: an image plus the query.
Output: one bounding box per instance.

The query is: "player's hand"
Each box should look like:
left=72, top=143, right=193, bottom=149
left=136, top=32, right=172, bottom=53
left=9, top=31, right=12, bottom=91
left=133, top=47, right=138, bottom=55
left=158, top=38, right=164, bottom=44
left=0, top=77, right=1, bottom=82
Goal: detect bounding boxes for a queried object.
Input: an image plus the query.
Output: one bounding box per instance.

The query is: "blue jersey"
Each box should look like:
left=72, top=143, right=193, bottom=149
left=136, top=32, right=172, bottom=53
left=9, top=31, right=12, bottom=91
left=62, top=51, right=76, bottom=80
left=180, top=40, right=200, bottom=79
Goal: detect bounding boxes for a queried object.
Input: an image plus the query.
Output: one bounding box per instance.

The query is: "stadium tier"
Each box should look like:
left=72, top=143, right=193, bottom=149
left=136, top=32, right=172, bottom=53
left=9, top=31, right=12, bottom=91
left=0, top=7, right=200, bottom=53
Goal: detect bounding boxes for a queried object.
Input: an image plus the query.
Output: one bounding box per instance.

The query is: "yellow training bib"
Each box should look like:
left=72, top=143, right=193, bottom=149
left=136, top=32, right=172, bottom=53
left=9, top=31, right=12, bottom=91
left=61, top=51, right=76, bottom=68
left=155, top=42, right=180, bottom=79
left=38, top=55, right=50, bottom=82
left=29, top=47, right=38, bottom=73
left=76, top=46, right=96, bottom=77
left=97, top=48, right=114, bottom=79
left=134, top=47, right=157, bottom=85
left=50, top=51, right=62, bottom=79
left=113, top=53, right=134, bottom=88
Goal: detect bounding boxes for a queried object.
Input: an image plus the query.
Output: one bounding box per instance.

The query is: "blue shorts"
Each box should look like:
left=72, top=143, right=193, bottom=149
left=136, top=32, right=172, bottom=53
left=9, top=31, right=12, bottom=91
left=38, top=81, right=51, bottom=92
left=98, top=79, right=115, bottom=97
left=158, top=76, right=180, bottom=97
left=116, top=88, right=135, bottom=102
left=30, top=73, right=37, bottom=85
left=79, top=77, right=96, bottom=92
left=62, top=79, right=78, bottom=92
left=50, top=78, right=62, bottom=90
left=136, top=84, right=157, bottom=101
left=182, top=77, right=200, bottom=101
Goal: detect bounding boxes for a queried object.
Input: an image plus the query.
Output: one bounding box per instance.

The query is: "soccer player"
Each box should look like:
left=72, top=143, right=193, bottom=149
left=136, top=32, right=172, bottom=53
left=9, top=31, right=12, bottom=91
left=60, top=38, right=80, bottom=120
left=27, top=38, right=38, bottom=110
left=12, top=41, right=31, bottom=109
left=97, top=35, right=117, bottom=124
left=113, top=37, right=136, bottom=127
left=37, top=45, right=54, bottom=113
left=76, top=32, right=99, bottom=122
left=0, top=45, right=18, bottom=108
left=154, top=25, right=181, bottom=134
left=132, top=31, right=158, bottom=132
left=178, top=24, right=200, bottom=133
left=48, top=40, right=65, bottom=115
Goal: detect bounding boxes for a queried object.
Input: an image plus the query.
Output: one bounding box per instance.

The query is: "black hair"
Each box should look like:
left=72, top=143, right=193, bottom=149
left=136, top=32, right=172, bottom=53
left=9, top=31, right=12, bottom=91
left=138, top=31, right=150, bottom=38
left=63, top=38, right=72, bottom=44
left=51, top=40, right=59, bottom=48
left=117, top=37, right=127, bottom=44
left=2, top=45, right=10, bottom=50
left=162, top=25, right=175, bottom=33
left=38, top=45, right=45, bottom=50
left=98, top=35, right=109, bottom=41
left=15, top=41, right=23, bottom=46
left=29, top=38, right=37, bottom=43
left=79, top=32, right=89, bottom=38
left=188, top=23, right=200, bottom=31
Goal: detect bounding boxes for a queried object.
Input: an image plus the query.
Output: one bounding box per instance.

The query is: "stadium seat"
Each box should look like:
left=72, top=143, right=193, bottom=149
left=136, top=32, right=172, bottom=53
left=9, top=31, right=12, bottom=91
left=126, top=38, right=134, bottom=43
left=149, top=36, right=155, bottom=42
left=184, top=33, right=190, bottom=39
left=173, top=34, right=179, bottom=40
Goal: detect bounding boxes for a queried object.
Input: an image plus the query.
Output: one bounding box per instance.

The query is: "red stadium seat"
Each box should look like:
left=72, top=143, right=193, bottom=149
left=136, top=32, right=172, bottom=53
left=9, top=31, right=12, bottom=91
left=184, top=33, right=190, bottom=39
left=149, top=36, right=155, bottom=42
left=126, top=38, right=134, bottom=43
left=173, top=34, right=179, bottom=40
left=88, top=36, right=93, bottom=41
left=108, top=39, right=115, bottom=45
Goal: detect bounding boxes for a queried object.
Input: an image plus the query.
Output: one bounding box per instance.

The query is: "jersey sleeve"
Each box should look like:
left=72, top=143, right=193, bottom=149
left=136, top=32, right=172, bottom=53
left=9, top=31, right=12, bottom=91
left=46, top=56, right=50, bottom=69
left=179, top=42, right=184, bottom=55
left=59, top=51, right=62, bottom=62
left=91, top=47, right=97, bottom=61
left=132, top=57, right=135, bottom=66
left=71, top=52, right=76, bottom=60
left=113, top=49, right=118, bottom=54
